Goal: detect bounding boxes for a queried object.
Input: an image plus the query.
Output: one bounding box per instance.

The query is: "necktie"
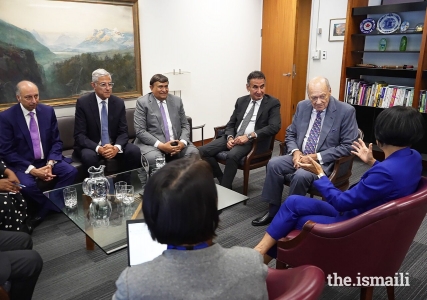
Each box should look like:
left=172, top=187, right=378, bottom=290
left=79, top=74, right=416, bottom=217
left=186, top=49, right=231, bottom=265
left=160, top=102, right=171, bottom=142
left=29, top=112, right=42, bottom=159
left=101, top=101, right=110, bottom=145
left=236, top=101, right=256, bottom=137
left=304, top=110, right=323, bottom=155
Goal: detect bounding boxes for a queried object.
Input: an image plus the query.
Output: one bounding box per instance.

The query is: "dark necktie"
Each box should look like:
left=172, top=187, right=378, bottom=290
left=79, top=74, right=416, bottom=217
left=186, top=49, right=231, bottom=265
left=160, top=102, right=171, bottom=142
left=101, top=101, right=109, bottom=145
left=304, top=110, right=322, bottom=155
left=29, top=112, right=42, bottom=159
left=236, top=101, right=256, bottom=137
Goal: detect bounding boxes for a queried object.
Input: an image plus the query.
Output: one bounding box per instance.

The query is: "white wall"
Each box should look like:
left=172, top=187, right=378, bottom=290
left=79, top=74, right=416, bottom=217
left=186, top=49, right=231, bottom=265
left=306, top=0, right=348, bottom=98
left=55, top=0, right=263, bottom=141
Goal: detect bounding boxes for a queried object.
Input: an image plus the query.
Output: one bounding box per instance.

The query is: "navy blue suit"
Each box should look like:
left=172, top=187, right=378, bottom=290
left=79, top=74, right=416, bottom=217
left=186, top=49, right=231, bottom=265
left=266, top=147, right=422, bottom=255
left=0, top=103, right=77, bottom=217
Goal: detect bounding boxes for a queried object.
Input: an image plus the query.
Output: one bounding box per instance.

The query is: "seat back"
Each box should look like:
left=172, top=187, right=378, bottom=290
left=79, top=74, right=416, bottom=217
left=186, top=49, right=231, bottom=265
left=277, top=177, right=427, bottom=280
left=57, top=115, right=76, bottom=151
left=126, top=108, right=136, bottom=141
left=266, top=266, right=325, bottom=300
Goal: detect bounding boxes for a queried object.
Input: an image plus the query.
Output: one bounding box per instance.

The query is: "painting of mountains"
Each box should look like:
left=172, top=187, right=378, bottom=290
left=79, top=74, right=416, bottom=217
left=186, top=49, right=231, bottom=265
left=0, top=0, right=141, bottom=107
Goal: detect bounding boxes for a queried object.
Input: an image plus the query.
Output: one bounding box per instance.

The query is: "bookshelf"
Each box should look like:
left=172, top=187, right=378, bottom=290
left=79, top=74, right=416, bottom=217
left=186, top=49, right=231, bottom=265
left=339, top=0, right=427, bottom=167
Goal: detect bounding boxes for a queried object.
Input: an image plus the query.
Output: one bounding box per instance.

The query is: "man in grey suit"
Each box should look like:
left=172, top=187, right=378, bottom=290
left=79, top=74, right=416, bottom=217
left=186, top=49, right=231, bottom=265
left=252, top=76, right=359, bottom=226
left=134, top=74, right=199, bottom=176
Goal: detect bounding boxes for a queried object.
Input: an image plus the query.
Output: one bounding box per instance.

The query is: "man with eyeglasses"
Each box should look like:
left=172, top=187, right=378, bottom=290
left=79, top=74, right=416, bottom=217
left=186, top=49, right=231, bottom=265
left=252, top=76, right=358, bottom=226
left=73, top=69, right=141, bottom=176
left=0, top=81, right=78, bottom=230
left=198, top=71, right=281, bottom=190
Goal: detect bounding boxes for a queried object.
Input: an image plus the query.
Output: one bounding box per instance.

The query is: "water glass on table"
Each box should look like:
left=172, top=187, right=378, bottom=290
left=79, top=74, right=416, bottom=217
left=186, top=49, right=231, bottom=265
left=155, top=154, right=166, bottom=169
left=122, top=185, right=134, bottom=205
left=63, top=187, right=77, bottom=208
left=115, top=181, right=127, bottom=202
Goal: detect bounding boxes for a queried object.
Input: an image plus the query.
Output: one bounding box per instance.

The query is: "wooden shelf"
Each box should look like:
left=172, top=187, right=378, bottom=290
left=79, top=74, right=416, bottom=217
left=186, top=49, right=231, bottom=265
left=353, top=2, right=427, bottom=15
left=352, top=50, right=419, bottom=53
left=346, top=67, right=417, bottom=78
left=352, top=32, right=423, bottom=36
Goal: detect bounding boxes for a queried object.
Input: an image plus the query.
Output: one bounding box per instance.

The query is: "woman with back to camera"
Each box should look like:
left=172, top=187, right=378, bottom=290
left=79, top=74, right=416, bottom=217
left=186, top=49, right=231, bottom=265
left=113, top=158, right=268, bottom=300
left=254, top=106, right=425, bottom=259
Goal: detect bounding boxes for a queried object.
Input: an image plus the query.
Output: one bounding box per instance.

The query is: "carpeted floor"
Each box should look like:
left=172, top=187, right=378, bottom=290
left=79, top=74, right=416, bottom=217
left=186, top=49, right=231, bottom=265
left=31, top=143, right=427, bottom=299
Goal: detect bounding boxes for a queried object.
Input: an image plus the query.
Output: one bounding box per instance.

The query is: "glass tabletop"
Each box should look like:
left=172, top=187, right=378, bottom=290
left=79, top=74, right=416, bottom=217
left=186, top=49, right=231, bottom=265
left=43, top=167, right=146, bottom=254
left=43, top=166, right=249, bottom=254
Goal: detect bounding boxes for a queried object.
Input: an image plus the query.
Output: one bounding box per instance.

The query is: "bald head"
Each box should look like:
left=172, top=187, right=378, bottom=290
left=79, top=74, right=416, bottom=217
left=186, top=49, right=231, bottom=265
left=306, top=77, right=331, bottom=111
left=16, top=81, right=40, bottom=111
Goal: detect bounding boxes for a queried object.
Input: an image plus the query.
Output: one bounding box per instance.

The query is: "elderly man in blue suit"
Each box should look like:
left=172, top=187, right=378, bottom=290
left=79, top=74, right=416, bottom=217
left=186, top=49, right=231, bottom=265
left=0, top=81, right=77, bottom=230
left=252, top=77, right=359, bottom=226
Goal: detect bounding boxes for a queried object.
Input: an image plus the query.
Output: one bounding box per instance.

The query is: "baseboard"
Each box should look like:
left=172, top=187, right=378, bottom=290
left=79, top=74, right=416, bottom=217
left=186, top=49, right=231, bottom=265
left=193, top=138, right=214, bottom=147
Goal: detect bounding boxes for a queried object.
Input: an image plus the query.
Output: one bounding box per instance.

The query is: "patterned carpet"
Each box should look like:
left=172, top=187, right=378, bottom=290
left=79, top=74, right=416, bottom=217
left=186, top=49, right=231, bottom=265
left=31, top=143, right=427, bottom=299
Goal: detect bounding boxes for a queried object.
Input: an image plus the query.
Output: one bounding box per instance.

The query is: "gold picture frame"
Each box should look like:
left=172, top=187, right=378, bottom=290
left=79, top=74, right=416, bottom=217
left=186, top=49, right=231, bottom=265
left=329, top=18, right=346, bottom=42
left=0, top=0, right=142, bottom=111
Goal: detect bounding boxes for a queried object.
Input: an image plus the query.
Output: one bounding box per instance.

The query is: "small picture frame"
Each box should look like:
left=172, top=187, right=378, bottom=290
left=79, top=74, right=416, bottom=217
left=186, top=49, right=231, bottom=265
left=329, top=18, right=346, bottom=42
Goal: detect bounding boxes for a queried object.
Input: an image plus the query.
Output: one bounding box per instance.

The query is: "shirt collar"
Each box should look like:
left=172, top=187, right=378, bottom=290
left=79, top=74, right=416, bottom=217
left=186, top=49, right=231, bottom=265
left=250, top=98, right=263, bottom=105
left=95, top=93, right=109, bottom=105
left=20, top=103, right=34, bottom=116
left=155, top=97, right=166, bottom=105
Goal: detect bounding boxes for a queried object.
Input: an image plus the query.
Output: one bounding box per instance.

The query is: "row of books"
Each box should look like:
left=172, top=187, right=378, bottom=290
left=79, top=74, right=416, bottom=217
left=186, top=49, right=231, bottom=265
left=419, top=90, right=427, bottom=113
left=344, top=79, right=414, bottom=108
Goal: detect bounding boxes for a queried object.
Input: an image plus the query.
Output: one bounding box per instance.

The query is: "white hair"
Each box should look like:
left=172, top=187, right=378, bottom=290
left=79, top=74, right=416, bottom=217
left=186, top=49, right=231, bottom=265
left=92, top=69, right=111, bottom=82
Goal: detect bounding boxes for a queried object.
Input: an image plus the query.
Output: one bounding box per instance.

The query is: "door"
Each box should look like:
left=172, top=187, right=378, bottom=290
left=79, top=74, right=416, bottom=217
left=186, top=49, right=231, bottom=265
left=261, top=0, right=312, bottom=141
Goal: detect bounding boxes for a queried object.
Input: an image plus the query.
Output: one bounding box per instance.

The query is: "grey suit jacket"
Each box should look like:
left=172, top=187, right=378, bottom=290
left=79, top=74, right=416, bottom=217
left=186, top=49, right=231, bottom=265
left=285, top=96, right=359, bottom=174
left=134, top=93, right=191, bottom=152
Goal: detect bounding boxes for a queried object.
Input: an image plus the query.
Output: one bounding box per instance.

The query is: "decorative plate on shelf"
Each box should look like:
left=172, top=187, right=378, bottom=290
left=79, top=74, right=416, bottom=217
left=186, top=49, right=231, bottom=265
left=400, top=21, right=410, bottom=32
left=360, top=18, right=376, bottom=34
left=377, top=13, right=401, bottom=34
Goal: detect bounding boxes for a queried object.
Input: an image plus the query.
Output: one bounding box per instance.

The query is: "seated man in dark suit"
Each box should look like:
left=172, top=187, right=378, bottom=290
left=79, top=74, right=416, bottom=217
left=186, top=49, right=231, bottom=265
left=0, top=230, right=43, bottom=300
left=252, top=76, right=359, bottom=226
left=134, top=74, right=199, bottom=185
left=0, top=81, right=77, bottom=229
left=73, top=69, right=141, bottom=175
left=198, top=71, right=281, bottom=189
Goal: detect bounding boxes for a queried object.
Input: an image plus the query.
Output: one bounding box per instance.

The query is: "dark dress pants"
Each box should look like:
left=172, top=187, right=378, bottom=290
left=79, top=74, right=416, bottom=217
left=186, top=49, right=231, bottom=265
left=199, top=136, right=253, bottom=189
left=0, top=231, right=43, bottom=300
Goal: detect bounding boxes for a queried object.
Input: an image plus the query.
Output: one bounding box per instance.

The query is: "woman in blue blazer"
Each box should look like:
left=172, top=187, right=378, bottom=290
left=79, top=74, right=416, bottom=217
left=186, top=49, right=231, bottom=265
left=255, top=106, right=425, bottom=258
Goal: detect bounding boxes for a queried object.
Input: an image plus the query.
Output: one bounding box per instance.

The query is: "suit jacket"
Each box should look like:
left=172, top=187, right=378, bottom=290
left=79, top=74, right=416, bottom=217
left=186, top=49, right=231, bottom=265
left=314, top=147, right=422, bottom=219
left=224, top=94, right=281, bottom=141
left=73, top=92, right=129, bottom=154
left=134, top=93, right=191, bottom=152
left=285, top=96, right=359, bottom=174
left=0, top=103, right=63, bottom=172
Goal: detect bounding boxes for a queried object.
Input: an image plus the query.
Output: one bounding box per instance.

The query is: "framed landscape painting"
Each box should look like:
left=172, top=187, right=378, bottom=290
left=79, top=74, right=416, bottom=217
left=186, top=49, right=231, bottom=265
left=0, top=0, right=142, bottom=109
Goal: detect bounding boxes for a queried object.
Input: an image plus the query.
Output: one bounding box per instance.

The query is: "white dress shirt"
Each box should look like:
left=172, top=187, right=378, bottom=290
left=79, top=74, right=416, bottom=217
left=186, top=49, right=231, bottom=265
left=236, top=98, right=263, bottom=137
left=21, top=104, right=44, bottom=174
left=153, top=98, right=187, bottom=148
left=95, top=94, right=122, bottom=154
left=300, top=108, right=326, bottom=164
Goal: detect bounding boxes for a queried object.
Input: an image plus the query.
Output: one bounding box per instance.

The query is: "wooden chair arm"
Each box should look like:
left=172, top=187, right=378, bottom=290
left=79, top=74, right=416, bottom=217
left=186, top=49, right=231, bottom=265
left=328, top=155, right=355, bottom=186
left=279, top=142, right=287, bottom=156
left=213, top=125, right=227, bottom=139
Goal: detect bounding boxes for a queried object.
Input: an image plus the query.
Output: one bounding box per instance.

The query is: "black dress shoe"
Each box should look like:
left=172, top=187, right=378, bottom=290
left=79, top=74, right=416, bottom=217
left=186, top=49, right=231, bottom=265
left=26, top=217, right=43, bottom=234
left=252, top=212, right=274, bottom=226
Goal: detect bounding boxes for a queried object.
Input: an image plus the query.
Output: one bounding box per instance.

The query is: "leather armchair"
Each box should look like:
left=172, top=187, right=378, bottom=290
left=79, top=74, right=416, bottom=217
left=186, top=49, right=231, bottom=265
left=213, top=125, right=276, bottom=197
left=275, top=177, right=427, bottom=300
left=280, top=128, right=364, bottom=198
left=266, top=265, right=325, bottom=300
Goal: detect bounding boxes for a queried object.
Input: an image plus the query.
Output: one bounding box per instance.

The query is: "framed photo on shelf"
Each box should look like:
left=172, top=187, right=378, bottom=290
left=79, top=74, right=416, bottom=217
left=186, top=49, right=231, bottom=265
left=329, top=18, right=346, bottom=42
left=381, top=0, right=425, bottom=4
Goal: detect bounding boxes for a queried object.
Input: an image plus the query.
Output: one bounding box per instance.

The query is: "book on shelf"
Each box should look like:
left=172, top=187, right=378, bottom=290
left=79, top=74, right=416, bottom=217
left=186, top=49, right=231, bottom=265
left=344, top=78, right=414, bottom=109
left=419, top=90, right=426, bottom=113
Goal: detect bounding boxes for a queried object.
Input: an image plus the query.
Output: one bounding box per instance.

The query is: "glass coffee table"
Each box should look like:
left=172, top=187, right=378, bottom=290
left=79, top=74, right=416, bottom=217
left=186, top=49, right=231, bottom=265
left=44, top=167, right=248, bottom=254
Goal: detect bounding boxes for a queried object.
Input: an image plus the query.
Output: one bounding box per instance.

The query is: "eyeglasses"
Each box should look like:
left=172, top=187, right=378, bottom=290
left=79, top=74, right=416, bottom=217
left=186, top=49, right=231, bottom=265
left=97, top=82, right=114, bottom=88
left=309, top=94, right=328, bottom=101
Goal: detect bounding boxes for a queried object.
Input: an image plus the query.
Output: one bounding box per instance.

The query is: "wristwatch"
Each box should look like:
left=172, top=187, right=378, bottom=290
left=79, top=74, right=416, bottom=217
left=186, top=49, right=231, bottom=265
left=247, top=133, right=254, bottom=141
left=317, top=173, right=326, bottom=179
left=46, top=161, right=56, bottom=168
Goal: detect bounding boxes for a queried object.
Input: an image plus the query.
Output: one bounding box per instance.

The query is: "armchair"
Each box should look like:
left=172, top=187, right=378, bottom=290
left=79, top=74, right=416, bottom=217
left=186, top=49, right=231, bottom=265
left=213, top=125, right=276, bottom=197
left=275, top=177, right=427, bottom=300
left=266, top=265, right=325, bottom=300
left=280, top=128, right=364, bottom=198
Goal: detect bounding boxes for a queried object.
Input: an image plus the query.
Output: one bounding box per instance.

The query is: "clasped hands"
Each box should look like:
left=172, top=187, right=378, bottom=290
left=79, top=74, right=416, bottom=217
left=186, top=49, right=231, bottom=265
left=159, top=140, right=184, bottom=156
left=98, top=144, right=120, bottom=160
left=30, top=165, right=56, bottom=182
left=227, top=135, right=249, bottom=150
left=0, top=169, right=21, bottom=193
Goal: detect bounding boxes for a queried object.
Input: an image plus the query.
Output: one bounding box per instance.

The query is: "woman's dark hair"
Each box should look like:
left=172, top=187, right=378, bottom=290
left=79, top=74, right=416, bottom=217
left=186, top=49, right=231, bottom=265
left=143, top=157, right=219, bottom=245
left=374, top=106, right=425, bottom=147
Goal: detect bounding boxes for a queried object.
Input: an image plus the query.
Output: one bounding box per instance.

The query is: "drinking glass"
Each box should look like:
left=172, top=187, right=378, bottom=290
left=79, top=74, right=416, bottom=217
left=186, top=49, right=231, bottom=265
left=63, top=187, right=77, bottom=208
left=155, top=154, right=166, bottom=169
left=114, top=181, right=127, bottom=202
left=122, top=185, right=135, bottom=205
